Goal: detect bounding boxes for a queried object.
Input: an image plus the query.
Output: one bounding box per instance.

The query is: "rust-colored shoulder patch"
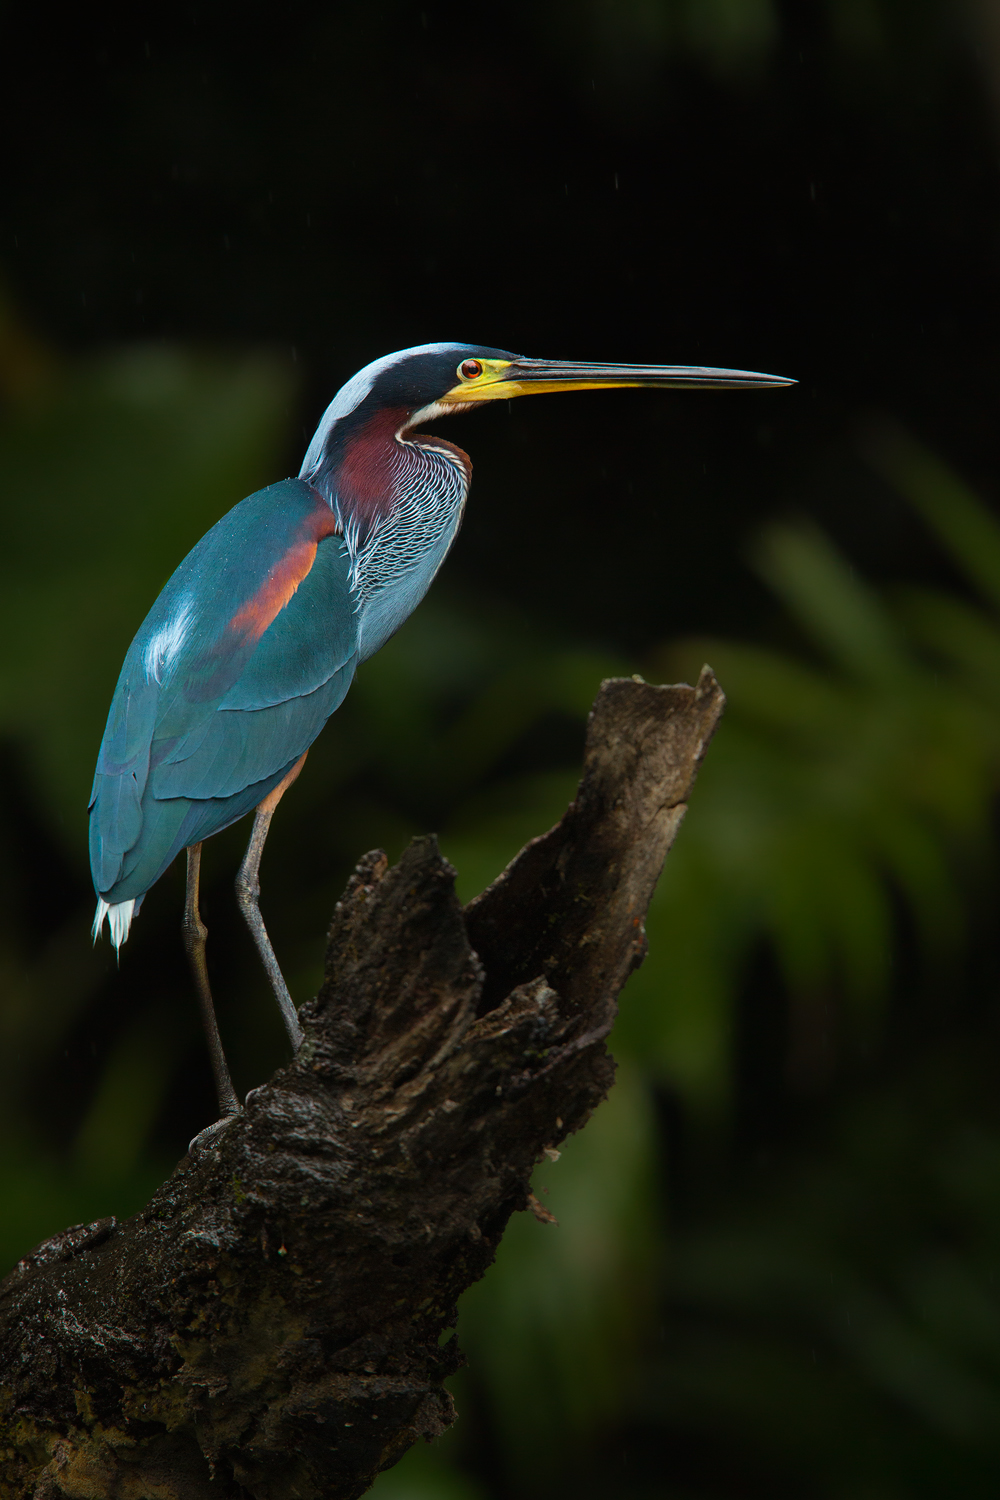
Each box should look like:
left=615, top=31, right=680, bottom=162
left=229, top=503, right=341, bottom=645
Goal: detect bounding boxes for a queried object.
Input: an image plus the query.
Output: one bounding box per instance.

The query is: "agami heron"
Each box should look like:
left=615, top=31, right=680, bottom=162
left=90, top=343, right=792, bottom=1125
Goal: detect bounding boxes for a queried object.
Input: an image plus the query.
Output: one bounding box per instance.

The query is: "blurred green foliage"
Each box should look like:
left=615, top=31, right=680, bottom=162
left=625, top=464, right=1000, bottom=1110
left=649, top=1036, right=1000, bottom=1499
left=2, top=331, right=1000, bottom=1498
left=575, top=0, right=968, bottom=88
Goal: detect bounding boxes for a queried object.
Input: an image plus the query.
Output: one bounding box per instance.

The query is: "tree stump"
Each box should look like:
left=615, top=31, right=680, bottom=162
left=0, top=670, right=724, bottom=1500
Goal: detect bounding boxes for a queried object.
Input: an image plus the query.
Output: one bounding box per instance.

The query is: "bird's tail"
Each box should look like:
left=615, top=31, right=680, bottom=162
left=92, top=897, right=136, bottom=954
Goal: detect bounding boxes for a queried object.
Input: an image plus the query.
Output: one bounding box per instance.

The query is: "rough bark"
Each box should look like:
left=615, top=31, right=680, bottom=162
left=0, top=670, right=724, bottom=1500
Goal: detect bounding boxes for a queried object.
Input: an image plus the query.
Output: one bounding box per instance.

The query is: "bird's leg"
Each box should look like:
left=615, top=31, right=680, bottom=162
left=182, top=843, right=240, bottom=1119
left=234, top=754, right=307, bottom=1052
left=235, top=809, right=303, bottom=1050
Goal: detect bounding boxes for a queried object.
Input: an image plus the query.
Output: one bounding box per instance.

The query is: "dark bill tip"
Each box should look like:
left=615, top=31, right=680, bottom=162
left=506, top=358, right=796, bottom=389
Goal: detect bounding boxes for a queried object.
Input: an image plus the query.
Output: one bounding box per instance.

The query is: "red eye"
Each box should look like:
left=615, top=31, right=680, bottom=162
left=459, top=359, right=483, bottom=380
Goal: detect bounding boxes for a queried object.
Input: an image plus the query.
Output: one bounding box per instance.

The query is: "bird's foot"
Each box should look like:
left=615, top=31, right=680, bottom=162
left=188, top=1110, right=241, bottom=1154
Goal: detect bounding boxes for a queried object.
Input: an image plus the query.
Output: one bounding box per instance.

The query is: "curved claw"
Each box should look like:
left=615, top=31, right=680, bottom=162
left=188, top=1110, right=241, bottom=1154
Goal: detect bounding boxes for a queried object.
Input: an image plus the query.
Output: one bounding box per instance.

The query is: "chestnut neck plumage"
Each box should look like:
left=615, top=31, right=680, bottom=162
left=307, top=405, right=472, bottom=540
left=305, top=402, right=473, bottom=663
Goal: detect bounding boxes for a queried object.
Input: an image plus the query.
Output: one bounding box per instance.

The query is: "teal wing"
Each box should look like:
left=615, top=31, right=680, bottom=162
left=89, top=479, right=359, bottom=902
left=148, top=534, right=358, bottom=800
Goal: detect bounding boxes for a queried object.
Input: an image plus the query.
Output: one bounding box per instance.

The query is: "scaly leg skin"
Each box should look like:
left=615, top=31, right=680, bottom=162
left=234, top=754, right=308, bottom=1053
left=182, top=843, right=241, bottom=1149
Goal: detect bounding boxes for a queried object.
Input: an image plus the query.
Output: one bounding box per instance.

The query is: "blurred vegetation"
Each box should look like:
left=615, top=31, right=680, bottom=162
left=647, top=1037, right=1000, bottom=1499
left=571, top=0, right=984, bottom=94
left=2, top=306, right=1000, bottom=1498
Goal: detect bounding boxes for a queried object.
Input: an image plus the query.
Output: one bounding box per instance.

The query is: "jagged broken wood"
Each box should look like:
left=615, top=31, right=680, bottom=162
left=0, top=670, right=725, bottom=1500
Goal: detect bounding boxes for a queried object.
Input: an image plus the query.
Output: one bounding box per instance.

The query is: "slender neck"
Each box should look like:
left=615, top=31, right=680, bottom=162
left=307, top=406, right=472, bottom=540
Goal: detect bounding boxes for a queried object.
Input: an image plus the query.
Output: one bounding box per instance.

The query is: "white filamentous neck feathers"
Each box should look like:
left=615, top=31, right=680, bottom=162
left=345, top=435, right=468, bottom=604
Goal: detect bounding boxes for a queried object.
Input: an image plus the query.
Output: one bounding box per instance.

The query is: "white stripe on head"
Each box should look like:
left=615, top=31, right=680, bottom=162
left=299, top=343, right=469, bottom=480
left=144, top=596, right=194, bottom=684
left=92, top=897, right=136, bottom=953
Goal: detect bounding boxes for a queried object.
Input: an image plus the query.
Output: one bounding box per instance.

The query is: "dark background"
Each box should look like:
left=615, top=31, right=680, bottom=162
left=2, top=3, right=1000, bottom=1497
left=8, top=1, right=1000, bottom=643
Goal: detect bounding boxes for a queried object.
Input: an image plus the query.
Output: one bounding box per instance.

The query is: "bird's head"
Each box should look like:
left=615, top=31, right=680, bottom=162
left=299, top=341, right=793, bottom=482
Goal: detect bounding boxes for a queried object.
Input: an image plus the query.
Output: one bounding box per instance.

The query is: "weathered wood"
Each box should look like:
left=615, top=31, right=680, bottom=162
left=0, top=671, right=724, bottom=1500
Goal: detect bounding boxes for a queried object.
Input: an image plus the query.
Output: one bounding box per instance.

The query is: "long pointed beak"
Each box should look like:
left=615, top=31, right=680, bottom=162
left=440, top=356, right=795, bottom=404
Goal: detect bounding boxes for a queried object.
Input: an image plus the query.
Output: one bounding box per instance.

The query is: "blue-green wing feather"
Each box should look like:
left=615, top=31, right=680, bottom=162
left=90, top=479, right=359, bottom=904
left=148, top=535, right=358, bottom=797
left=88, top=650, right=160, bottom=890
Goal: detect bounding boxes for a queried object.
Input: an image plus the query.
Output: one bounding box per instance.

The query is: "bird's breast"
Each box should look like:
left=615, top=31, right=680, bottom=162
left=340, top=429, right=470, bottom=662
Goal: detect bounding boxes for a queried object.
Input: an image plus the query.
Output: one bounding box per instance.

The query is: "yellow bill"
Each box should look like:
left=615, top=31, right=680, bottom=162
left=439, top=355, right=795, bottom=404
